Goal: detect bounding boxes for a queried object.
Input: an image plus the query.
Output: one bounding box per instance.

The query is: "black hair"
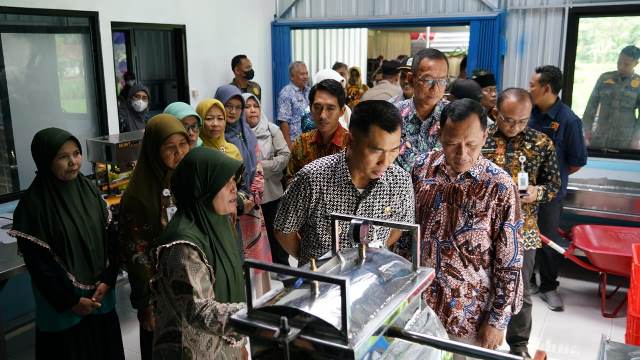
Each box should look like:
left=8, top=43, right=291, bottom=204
left=231, top=55, right=247, bottom=71
left=332, top=61, right=348, bottom=71
left=460, top=55, right=467, bottom=71
left=440, top=98, right=487, bottom=131
left=534, top=65, right=563, bottom=95
left=412, top=48, right=449, bottom=74
left=497, top=87, right=533, bottom=111
left=621, top=45, right=640, bottom=61
left=449, top=79, right=483, bottom=102
left=309, top=79, right=346, bottom=108
left=349, top=100, right=402, bottom=136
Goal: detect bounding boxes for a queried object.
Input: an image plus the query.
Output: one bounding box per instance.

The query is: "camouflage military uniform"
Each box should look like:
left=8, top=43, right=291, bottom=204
left=583, top=71, right=640, bottom=148
left=230, top=78, right=261, bottom=100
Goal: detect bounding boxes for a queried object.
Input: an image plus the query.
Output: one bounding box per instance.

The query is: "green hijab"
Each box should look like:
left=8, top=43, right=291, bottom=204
left=11, top=128, right=108, bottom=286
left=122, top=114, right=188, bottom=237
left=157, top=147, right=245, bottom=303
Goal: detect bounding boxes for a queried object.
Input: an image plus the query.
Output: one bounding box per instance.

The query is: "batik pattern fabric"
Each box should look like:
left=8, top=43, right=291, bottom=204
left=483, top=125, right=560, bottom=249
left=412, top=150, right=524, bottom=338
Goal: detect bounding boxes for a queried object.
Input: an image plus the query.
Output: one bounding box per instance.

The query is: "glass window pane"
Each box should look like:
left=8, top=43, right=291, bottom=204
left=572, top=16, right=640, bottom=151
left=2, top=32, right=100, bottom=192
left=56, top=34, right=88, bottom=114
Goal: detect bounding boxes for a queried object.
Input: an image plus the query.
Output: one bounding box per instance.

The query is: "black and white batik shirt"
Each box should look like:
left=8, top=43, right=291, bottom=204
left=274, top=151, right=414, bottom=266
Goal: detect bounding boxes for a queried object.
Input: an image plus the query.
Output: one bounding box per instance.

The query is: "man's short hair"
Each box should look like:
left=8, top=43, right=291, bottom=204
left=621, top=45, right=640, bottom=61
left=497, top=87, right=533, bottom=111
left=289, top=61, right=307, bottom=77
left=349, top=100, right=402, bottom=136
left=231, top=55, right=247, bottom=71
left=440, top=98, right=487, bottom=131
left=309, top=79, right=346, bottom=108
left=449, top=79, right=483, bottom=102
left=412, top=48, right=449, bottom=75
left=332, top=61, right=348, bottom=71
left=534, top=65, right=563, bottom=95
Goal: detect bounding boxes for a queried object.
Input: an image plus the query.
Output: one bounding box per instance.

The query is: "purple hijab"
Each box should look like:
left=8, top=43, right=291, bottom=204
left=214, top=85, right=258, bottom=191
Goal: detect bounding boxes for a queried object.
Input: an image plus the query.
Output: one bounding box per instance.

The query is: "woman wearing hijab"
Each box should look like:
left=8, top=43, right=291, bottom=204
left=152, top=147, right=246, bottom=360
left=215, top=84, right=272, bottom=296
left=346, top=66, right=368, bottom=110
left=118, top=83, right=151, bottom=133
left=242, top=93, right=291, bottom=266
left=164, top=101, right=203, bottom=148
left=119, top=114, right=189, bottom=360
left=9, top=128, right=124, bottom=359
left=196, top=98, right=242, bottom=159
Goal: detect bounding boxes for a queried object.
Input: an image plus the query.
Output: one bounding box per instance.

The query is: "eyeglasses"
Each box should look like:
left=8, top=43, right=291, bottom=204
left=415, top=76, right=448, bottom=89
left=498, top=113, right=529, bottom=127
left=183, top=124, right=199, bottom=132
left=225, top=104, right=243, bottom=112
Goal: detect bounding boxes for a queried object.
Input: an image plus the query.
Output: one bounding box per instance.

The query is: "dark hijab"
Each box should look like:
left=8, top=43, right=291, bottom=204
left=214, top=84, right=258, bottom=191
left=157, top=147, right=245, bottom=302
left=11, top=128, right=108, bottom=286
left=121, top=114, right=188, bottom=240
left=122, top=83, right=150, bottom=131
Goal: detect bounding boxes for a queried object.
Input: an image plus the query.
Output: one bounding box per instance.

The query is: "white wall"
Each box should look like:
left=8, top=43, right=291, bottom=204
left=0, top=0, right=276, bottom=134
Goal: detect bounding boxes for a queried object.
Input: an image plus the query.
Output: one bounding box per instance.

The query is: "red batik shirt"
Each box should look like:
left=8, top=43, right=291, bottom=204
left=412, top=150, right=524, bottom=339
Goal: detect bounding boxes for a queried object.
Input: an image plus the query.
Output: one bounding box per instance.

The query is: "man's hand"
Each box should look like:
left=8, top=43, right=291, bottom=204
left=478, top=322, right=504, bottom=350
left=520, top=185, right=538, bottom=204
left=91, top=282, right=110, bottom=303
left=138, top=305, right=156, bottom=332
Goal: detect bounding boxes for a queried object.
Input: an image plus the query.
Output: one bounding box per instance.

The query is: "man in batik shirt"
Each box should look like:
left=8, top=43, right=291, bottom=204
left=287, top=79, right=348, bottom=180
left=412, top=99, right=523, bottom=357
left=395, top=48, right=450, bottom=172
left=483, top=88, right=560, bottom=359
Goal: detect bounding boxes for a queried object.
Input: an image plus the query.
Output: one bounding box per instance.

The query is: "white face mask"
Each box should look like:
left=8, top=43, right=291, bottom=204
left=131, top=99, right=148, bottom=112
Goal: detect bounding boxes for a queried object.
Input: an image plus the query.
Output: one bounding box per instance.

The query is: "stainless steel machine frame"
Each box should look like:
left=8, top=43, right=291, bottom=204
left=230, top=213, right=523, bottom=360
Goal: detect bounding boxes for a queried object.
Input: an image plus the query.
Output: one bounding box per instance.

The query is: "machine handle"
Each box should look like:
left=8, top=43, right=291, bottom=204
left=386, top=326, right=523, bottom=360
left=242, top=260, right=351, bottom=341
left=329, top=213, right=422, bottom=270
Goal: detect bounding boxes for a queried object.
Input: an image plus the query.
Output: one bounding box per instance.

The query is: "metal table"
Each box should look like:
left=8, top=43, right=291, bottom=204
left=0, top=241, right=26, bottom=358
left=565, top=178, right=640, bottom=223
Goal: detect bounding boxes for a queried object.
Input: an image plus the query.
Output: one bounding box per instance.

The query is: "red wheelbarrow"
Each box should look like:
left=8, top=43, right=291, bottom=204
left=540, top=225, right=640, bottom=318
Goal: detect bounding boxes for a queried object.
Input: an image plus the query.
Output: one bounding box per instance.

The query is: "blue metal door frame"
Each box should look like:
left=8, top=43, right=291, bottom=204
left=271, top=12, right=506, bottom=117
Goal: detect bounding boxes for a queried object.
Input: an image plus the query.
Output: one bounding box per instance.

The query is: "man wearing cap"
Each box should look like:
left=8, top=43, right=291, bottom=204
left=390, top=57, right=415, bottom=105
left=361, top=60, right=403, bottom=102
left=583, top=45, right=640, bottom=149
left=472, top=70, right=498, bottom=125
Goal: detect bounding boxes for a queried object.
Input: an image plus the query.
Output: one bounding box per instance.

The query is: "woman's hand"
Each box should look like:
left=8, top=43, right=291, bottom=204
left=138, top=305, right=156, bottom=331
left=71, top=297, right=101, bottom=316
left=91, top=282, right=110, bottom=303
left=243, top=199, right=255, bottom=214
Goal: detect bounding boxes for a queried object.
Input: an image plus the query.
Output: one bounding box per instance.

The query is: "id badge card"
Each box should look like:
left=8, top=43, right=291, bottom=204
left=518, top=172, right=529, bottom=192
left=518, top=155, right=528, bottom=196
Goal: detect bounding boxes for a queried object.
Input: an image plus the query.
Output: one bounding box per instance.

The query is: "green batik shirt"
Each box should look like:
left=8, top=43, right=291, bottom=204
left=483, top=125, right=561, bottom=249
left=583, top=71, right=640, bottom=148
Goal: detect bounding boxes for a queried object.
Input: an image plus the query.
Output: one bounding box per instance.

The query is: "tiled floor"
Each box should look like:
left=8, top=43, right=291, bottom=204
left=5, top=263, right=631, bottom=359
